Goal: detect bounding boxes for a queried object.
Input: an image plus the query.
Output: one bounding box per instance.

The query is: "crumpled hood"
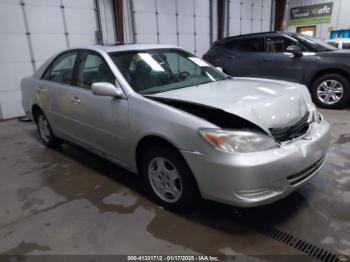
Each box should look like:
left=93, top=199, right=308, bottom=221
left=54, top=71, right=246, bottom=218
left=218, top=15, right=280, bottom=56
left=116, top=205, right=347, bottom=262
left=150, top=77, right=314, bottom=131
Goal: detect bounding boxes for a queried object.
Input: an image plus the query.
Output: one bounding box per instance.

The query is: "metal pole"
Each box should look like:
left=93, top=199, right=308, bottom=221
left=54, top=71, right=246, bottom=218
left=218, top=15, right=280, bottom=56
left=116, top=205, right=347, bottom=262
left=129, top=0, right=137, bottom=43
left=240, top=1, right=242, bottom=35
left=274, top=0, right=286, bottom=31
left=175, top=0, right=180, bottom=46
left=114, top=0, right=125, bottom=43
left=250, top=0, right=253, bottom=33
left=261, top=0, right=264, bottom=32
left=193, top=0, right=197, bottom=54
left=270, top=0, right=275, bottom=31
left=226, top=0, right=230, bottom=37
left=60, top=0, right=70, bottom=47
left=94, top=0, right=103, bottom=44
left=155, top=0, right=160, bottom=44
left=217, top=0, right=225, bottom=40
left=20, top=0, right=36, bottom=72
left=209, top=0, right=213, bottom=46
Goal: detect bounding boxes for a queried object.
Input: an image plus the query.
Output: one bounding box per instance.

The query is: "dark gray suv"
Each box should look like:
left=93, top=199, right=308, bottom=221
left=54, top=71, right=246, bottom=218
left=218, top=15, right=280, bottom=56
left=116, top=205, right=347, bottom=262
left=203, top=32, right=350, bottom=109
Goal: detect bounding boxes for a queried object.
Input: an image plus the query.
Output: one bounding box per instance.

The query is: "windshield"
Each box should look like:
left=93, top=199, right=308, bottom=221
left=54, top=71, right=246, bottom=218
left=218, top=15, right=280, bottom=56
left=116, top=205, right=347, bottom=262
left=109, top=49, right=226, bottom=95
left=292, top=34, right=337, bottom=52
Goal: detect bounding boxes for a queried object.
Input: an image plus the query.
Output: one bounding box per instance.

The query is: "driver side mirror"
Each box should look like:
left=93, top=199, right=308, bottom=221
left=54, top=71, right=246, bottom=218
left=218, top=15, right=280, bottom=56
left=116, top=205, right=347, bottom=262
left=91, top=82, right=123, bottom=98
left=286, top=45, right=303, bottom=57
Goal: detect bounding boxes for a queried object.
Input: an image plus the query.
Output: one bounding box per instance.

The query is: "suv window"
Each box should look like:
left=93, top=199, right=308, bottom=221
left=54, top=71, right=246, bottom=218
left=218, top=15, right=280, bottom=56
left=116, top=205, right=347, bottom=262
left=43, top=52, right=77, bottom=85
left=76, top=52, right=115, bottom=89
left=266, top=37, right=297, bottom=52
left=237, top=38, right=264, bottom=52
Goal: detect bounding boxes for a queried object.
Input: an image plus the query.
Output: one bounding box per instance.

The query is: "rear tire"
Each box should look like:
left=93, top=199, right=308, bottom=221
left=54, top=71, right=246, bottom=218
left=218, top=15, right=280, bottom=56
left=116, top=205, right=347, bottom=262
left=141, top=145, right=199, bottom=212
left=34, top=110, right=62, bottom=148
left=311, top=74, right=350, bottom=109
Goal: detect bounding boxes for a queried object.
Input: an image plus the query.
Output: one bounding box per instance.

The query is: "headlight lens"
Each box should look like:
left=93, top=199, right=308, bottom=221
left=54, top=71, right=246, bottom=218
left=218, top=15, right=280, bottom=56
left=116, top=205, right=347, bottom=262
left=198, top=129, right=279, bottom=153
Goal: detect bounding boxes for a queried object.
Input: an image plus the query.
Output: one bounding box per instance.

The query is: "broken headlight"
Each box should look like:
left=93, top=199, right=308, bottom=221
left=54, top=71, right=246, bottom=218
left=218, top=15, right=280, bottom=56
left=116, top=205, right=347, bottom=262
left=312, top=110, right=322, bottom=124
left=198, top=129, right=279, bottom=153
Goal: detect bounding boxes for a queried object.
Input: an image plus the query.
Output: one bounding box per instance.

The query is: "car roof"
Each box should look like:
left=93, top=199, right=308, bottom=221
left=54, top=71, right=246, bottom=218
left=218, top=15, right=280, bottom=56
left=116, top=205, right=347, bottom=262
left=224, top=31, right=279, bottom=39
left=64, top=43, right=183, bottom=53
left=218, top=31, right=299, bottom=43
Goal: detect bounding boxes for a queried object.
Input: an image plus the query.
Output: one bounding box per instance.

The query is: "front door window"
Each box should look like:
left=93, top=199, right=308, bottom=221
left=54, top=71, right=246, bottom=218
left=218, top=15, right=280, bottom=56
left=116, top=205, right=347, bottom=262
left=76, top=52, right=115, bottom=89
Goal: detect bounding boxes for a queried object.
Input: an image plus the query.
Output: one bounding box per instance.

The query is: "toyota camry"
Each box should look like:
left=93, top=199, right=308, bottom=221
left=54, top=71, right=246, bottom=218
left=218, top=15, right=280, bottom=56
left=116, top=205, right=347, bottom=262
left=21, top=44, right=330, bottom=211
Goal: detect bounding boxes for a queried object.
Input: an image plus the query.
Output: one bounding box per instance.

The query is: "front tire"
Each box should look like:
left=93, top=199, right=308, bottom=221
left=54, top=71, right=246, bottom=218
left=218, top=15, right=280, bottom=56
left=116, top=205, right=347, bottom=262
left=311, top=74, right=350, bottom=109
left=34, top=110, right=62, bottom=148
left=141, top=145, right=199, bottom=212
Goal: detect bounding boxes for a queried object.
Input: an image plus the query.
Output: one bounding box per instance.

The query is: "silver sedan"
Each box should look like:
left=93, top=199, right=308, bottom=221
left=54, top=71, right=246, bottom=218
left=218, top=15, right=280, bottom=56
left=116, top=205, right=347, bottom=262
left=21, top=44, right=330, bottom=211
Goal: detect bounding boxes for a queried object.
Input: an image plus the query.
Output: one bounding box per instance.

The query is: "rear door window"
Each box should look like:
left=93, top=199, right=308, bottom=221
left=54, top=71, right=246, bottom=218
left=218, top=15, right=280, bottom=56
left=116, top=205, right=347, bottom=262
left=237, top=38, right=265, bottom=52
left=48, top=52, right=78, bottom=85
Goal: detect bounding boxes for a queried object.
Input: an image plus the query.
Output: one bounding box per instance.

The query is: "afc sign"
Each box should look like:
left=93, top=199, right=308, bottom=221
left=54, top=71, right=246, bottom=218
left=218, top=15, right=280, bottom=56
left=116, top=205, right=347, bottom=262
left=312, top=5, right=332, bottom=16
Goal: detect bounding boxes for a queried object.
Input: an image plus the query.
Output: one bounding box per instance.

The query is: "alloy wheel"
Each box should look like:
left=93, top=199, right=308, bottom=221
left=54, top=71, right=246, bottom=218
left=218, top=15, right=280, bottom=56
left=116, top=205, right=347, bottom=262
left=316, top=80, right=344, bottom=105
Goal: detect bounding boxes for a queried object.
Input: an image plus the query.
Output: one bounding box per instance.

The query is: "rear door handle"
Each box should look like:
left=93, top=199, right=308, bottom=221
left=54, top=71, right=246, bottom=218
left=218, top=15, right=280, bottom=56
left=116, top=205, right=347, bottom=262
left=264, top=57, right=272, bottom=62
left=71, top=97, right=81, bottom=104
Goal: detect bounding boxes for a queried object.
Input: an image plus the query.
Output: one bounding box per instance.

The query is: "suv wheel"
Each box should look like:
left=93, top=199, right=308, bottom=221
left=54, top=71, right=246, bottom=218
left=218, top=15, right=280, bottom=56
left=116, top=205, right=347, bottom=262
left=311, top=74, right=350, bottom=109
left=141, top=145, right=199, bottom=212
left=35, top=110, right=62, bottom=148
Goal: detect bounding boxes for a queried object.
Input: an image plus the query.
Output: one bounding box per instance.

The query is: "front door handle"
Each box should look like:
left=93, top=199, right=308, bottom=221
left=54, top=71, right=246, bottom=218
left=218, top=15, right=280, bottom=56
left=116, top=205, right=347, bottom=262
left=71, top=97, right=81, bottom=104
left=264, top=57, right=272, bottom=62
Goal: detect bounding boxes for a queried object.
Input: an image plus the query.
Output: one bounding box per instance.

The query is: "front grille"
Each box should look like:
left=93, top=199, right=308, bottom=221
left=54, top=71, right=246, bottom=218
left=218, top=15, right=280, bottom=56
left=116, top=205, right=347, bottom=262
left=269, top=112, right=310, bottom=143
left=287, top=154, right=327, bottom=186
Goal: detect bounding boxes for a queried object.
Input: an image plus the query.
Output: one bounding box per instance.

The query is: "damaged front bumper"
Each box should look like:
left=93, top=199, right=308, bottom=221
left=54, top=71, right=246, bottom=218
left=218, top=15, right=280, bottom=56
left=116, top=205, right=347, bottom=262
left=181, top=117, right=331, bottom=207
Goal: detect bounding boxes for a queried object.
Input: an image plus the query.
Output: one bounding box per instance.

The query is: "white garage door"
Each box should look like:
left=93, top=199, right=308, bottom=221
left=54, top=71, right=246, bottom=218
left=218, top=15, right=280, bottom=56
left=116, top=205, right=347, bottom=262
left=227, top=0, right=272, bottom=36
left=0, top=0, right=99, bottom=119
left=131, top=0, right=211, bottom=57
